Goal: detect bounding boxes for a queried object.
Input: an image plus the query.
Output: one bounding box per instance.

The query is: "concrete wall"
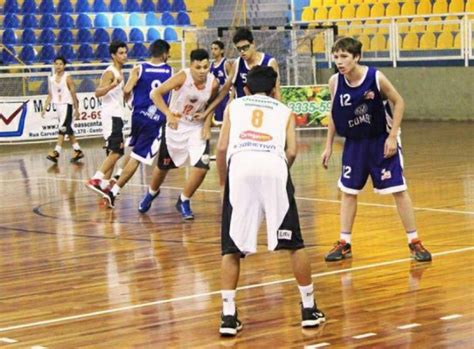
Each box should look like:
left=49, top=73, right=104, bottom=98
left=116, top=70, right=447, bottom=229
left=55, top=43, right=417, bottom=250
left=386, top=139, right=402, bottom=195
left=317, top=67, right=474, bottom=121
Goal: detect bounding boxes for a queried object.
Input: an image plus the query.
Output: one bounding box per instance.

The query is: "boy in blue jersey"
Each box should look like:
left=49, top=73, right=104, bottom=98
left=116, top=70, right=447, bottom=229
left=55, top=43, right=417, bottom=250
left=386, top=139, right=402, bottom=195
left=321, top=37, right=431, bottom=262
left=103, top=40, right=172, bottom=208
left=210, top=40, right=232, bottom=126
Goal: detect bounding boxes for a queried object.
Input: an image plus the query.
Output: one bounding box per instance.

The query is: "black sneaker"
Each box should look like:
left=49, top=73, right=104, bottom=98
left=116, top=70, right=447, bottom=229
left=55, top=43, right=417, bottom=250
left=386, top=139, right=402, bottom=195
left=70, top=149, right=84, bottom=163
left=301, top=304, right=326, bottom=328
left=46, top=150, right=60, bottom=163
left=409, top=239, right=432, bottom=262
left=103, top=191, right=116, bottom=209
left=325, top=240, right=352, bottom=261
left=219, top=312, right=243, bottom=336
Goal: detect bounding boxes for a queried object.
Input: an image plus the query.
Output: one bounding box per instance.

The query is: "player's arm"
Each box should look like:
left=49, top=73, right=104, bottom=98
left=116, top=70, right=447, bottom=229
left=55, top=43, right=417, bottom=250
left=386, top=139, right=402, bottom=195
left=321, top=74, right=337, bottom=169
left=41, top=86, right=52, bottom=118
left=269, top=58, right=281, bottom=101
left=201, top=78, right=221, bottom=140
left=378, top=71, right=405, bottom=159
left=95, top=71, right=118, bottom=98
left=285, top=112, right=297, bottom=168
left=151, top=70, right=186, bottom=129
left=123, top=65, right=140, bottom=101
left=216, top=104, right=231, bottom=189
left=224, top=59, right=232, bottom=78
left=66, top=75, right=80, bottom=119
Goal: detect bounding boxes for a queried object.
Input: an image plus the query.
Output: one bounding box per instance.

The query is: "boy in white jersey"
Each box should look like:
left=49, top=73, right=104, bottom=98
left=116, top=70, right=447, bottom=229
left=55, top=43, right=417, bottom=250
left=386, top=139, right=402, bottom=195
left=86, top=41, right=128, bottom=197
left=138, top=49, right=219, bottom=220
left=216, top=66, right=325, bottom=336
left=41, top=56, right=84, bottom=164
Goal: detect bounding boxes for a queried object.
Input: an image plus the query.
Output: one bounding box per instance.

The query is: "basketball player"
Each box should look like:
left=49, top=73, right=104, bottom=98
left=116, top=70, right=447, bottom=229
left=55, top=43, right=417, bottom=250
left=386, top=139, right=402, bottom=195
left=103, top=40, right=173, bottom=208
left=86, top=41, right=128, bottom=197
left=210, top=40, right=231, bottom=126
left=195, top=27, right=280, bottom=122
left=321, top=37, right=432, bottom=262
left=42, top=56, right=84, bottom=164
left=216, top=66, right=325, bottom=336
left=138, top=49, right=219, bottom=219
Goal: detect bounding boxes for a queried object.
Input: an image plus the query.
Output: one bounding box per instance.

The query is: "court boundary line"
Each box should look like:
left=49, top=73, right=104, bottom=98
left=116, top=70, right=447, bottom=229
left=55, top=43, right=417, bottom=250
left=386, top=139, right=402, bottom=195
left=7, top=176, right=474, bottom=216
left=0, top=246, right=473, bottom=333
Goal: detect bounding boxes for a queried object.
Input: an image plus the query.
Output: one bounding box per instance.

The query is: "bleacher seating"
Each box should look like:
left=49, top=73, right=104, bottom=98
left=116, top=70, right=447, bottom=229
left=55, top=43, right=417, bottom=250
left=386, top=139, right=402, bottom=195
left=38, top=44, right=56, bottom=63
left=39, top=0, right=55, bottom=13
left=19, top=45, right=37, bottom=63
left=39, top=28, right=55, bottom=44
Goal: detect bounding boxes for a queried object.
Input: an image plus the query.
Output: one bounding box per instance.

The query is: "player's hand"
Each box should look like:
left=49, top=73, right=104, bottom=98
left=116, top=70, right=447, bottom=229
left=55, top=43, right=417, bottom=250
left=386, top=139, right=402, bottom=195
left=201, top=125, right=211, bottom=140
left=40, top=109, right=46, bottom=118
left=321, top=147, right=332, bottom=169
left=384, top=135, right=397, bottom=158
left=166, top=112, right=180, bottom=130
left=193, top=112, right=206, bottom=121
left=73, top=109, right=80, bottom=119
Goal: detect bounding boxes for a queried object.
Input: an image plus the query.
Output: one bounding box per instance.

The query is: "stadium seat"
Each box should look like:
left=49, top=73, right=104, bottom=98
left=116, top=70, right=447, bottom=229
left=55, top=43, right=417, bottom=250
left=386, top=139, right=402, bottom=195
left=141, top=0, right=156, bottom=12
left=145, top=12, right=161, bottom=25
left=129, top=28, right=145, bottom=43
left=397, top=18, right=410, bottom=33
left=378, top=18, right=390, bottom=33
left=39, top=28, right=56, bottom=44
left=336, top=0, right=349, bottom=4
left=94, top=13, right=110, bottom=28
left=109, top=0, right=124, bottom=12
left=416, top=0, right=432, bottom=15
left=78, top=78, right=96, bottom=92
left=77, top=28, right=93, bottom=43
left=328, top=5, right=342, bottom=19
left=112, top=13, right=127, bottom=27
left=112, top=28, right=128, bottom=42
left=58, top=44, right=76, bottom=61
left=176, top=11, right=191, bottom=25
left=93, top=0, right=108, bottom=12
left=161, top=11, right=176, bottom=25
left=453, top=32, right=461, bottom=49
left=467, top=0, right=474, bottom=12
left=38, top=44, right=56, bottom=63
left=300, top=7, right=314, bottom=21
left=157, top=0, right=171, bottom=12
left=341, top=5, right=355, bottom=19
left=419, top=32, right=436, bottom=49
left=4, top=14, right=20, bottom=28
left=448, top=0, right=464, bottom=12
left=432, top=0, right=448, bottom=14
left=39, top=0, right=55, bottom=13
left=21, top=28, right=37, bottom=44
left=75, top=0, right=91, bottom=13
left=355, top=34, right=370, bottom=49
left=426, top=17, right=443, bottom=32
left=129, top=42, right=148, bottom=59
left=370, top=3, right=384, bottom=17
left=21, top=0, right=37, bottom=14
left=164, top=27, right=178, bottom=41
left=355, top=3, right=369, bottom=18
left=312, top=33, right=325, bottom=52
left=57, top=0, right=74, bottom=13
left=126, top=0, right=141, bottom=12
left=386, top=2, right=400, bottom=16
left=76, top=13, right=93, bottom=28
left=93, top=28, right=110, bottom=43
left=444, top=15, right=460, bottom=32
left=310, top=0, right=322, bottom=6
left=369, top=33, right=387, bottom=51
left=171, top=0, right=187, bottom=12
left=129, top=13, right=145, bottom=26
left=314, top=7, right=328, bottom=21
left=436, top=31, right=453, bottom=49
left=58, top=14, right=75, bottom=28
left=347, top=20, right=363, bottom=34
left=4, top=0, right=19, bottom=14
left=410, top=17, right=425, bottom=33
left=2, top=46, right=17, bottom=65
left=2, top=28, right=18, bottom=45
left=77, top=44, right=94, bottom=62
left=40, top=13, right=57, bottom=28
left=401, top=1, right=416, bottom=16
left=147, top=27, right=161, bottom=41
left=22, top=14, right=38, bottom=28
left=401, top=32, right=419, bottom=50
left=95, top=43, right=110, bottom=61
left=323, top=0, right=335, bottom=5
left=364, top=19, right=378, bottom=34
left=57, top=28, right=74, bottom=44
left=19, top=45, right=37, bottom=64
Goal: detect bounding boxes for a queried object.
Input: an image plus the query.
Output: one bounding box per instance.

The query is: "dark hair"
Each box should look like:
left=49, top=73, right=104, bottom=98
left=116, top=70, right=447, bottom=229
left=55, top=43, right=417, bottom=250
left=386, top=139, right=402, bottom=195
left=232, top=27, right=254, bottom=44
left=331, top=37, right=362, bottom=57
left=54, top=56, right=67, bottom=65
left=190, top=48, right=209, bottom=62
left=211, top=40, right=225, bottom=50
left=246, top=65, right=277, bottom=95
left=109, top=40, right=128, bottom=55
left=150, top=39, right=170, bottom=58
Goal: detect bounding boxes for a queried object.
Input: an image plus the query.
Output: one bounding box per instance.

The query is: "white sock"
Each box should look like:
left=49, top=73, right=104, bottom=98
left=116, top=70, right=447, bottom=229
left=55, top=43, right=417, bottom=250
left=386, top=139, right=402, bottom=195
left=298, top=284, right=315, bottom=309
left=111, top=184, right=121, bottom=196
left=114, top=168, right=123, bottom=178
left=221, top=290, right=236, bottom=316
left=54, top=145, right=62, bottom=153
left=72, top=142, right=81, bottom=151
left=407, top=230, right=418, bottom=243
left=92, top=171, right=105, bottom=180
left=340, top=232, right=352, bottom=244
left=180, top=193, right=190, bottom=202
left=149, top=187, right=158, bottom=196
left=100, top=180, right=109, bottom=190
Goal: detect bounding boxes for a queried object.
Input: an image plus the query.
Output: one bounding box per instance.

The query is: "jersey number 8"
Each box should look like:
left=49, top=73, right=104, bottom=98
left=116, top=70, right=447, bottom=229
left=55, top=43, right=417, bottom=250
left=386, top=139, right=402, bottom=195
left=252, top=109, right=264, bottom=128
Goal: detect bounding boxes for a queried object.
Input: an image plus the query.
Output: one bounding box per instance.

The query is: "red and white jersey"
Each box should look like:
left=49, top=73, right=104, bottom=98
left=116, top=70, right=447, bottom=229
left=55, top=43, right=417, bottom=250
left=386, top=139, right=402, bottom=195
left=49, top=72, right=73, bottom=105
left=227, top=94, right=291, bottom=163
left=101, top=65, right=124, bottom=118
left=169, top=68, right=215, bottom=129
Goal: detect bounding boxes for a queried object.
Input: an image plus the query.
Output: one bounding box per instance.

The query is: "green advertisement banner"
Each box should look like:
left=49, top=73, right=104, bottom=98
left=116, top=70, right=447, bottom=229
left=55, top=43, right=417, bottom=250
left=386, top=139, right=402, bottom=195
left=281, top=85, right=331, bottom=127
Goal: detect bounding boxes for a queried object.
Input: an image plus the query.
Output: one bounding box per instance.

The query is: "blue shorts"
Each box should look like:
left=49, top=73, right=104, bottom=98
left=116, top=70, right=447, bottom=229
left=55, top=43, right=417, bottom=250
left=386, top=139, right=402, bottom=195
left=213, top=94, right=229, bottom=124
left=338, top=133, right=407, bottom=195
left=128, top=112, right=164, bottom=165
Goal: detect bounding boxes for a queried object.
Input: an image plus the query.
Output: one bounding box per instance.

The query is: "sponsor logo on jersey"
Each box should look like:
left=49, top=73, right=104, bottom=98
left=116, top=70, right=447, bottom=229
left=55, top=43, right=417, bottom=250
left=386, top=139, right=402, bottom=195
left=201, top=154, right=210, bottom=165
left=363, top=90, right=375, bottom=100
left=239, top=130, right=273, bottom=142
left=277, top=230, right=292, bottom=240
left=355, top=103, right=369, bottom=116
left=381, top=169, right=392, bottom=181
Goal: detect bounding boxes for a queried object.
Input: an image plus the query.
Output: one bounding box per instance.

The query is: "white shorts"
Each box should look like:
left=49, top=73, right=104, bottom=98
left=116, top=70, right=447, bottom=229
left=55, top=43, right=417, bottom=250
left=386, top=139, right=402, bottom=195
left=54, top=103, right=74, bottom=135
left=221, top=152, right=304, bottom=255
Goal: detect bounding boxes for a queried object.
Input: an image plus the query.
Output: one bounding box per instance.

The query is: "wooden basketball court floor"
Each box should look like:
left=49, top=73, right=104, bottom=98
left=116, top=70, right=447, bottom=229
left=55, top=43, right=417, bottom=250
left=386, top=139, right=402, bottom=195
left=0, top=121, right=473, bottom=348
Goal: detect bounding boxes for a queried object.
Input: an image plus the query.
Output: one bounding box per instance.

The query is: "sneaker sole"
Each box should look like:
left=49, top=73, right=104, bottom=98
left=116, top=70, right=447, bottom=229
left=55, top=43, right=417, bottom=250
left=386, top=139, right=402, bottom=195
left=46, top=156, right=58, bottom=164
left=85, top=183, right=106, bottom=198
left=103, top=196, right=115, bottom=209
left=325, top=252, right=352, bottom=262
left=301, top=316, right=326, bottom=328
left=219, top=324, right=243, bottom=336
left=411, top=254, right=432, bottom=262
